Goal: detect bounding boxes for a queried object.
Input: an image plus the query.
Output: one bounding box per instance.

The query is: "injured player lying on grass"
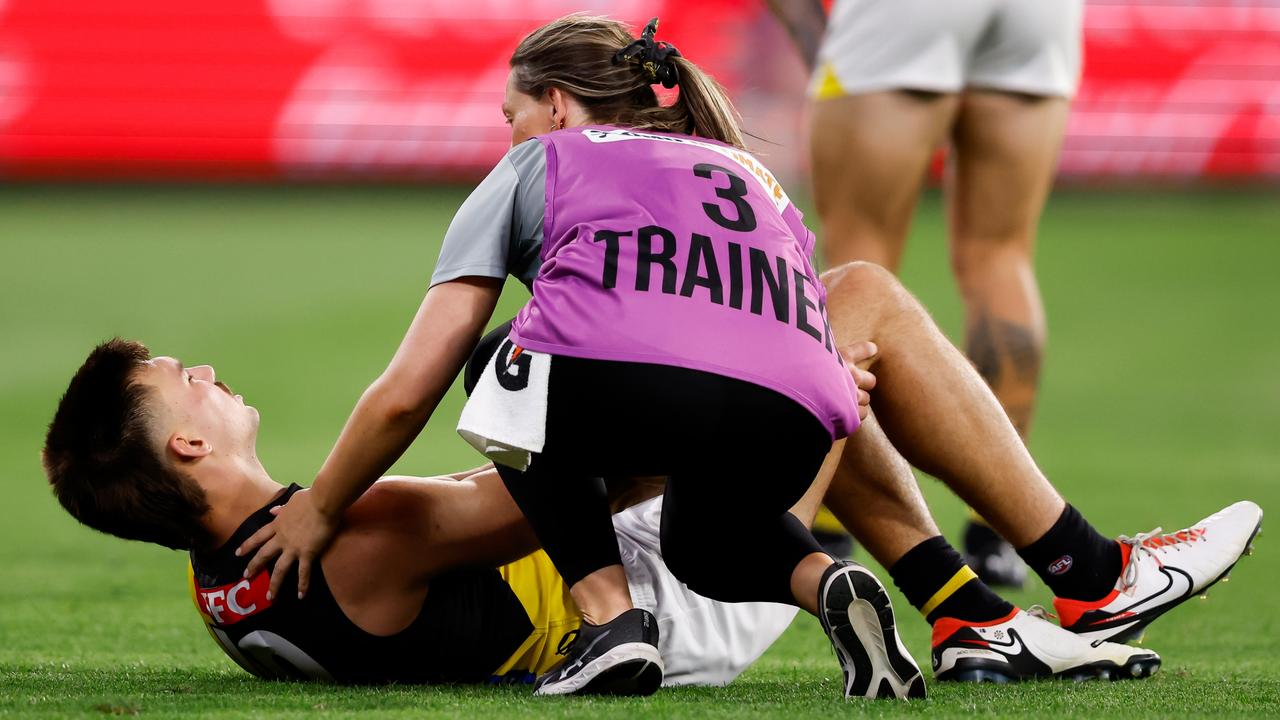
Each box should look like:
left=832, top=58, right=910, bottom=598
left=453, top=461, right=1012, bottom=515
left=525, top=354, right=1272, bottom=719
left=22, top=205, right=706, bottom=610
left=41, top=334, right=1258, bottom=689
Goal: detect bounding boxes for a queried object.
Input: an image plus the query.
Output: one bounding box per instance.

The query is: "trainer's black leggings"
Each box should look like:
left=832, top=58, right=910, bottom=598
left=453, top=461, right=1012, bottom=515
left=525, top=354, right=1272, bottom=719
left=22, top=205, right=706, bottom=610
left=466, top=323, right=831, bottom=607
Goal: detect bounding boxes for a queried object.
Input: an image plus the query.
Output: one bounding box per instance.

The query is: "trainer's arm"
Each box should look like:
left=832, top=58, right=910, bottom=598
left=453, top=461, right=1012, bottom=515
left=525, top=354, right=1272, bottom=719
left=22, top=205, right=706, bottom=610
left=314, top=278, right=500, bottom=513
left=241, top=278, right=500, bottom=597
left=443, top=462, right=496, bottom=482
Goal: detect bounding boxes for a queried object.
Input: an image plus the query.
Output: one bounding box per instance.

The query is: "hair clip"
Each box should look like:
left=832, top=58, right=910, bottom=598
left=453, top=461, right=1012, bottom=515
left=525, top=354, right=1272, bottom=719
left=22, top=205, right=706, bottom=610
left=612, top=17, right=682, bottom=89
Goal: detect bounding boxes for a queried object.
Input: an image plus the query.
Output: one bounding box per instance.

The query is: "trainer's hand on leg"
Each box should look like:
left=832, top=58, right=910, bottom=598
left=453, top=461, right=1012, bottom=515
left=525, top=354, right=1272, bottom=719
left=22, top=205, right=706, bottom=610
left=236, top=489, right=338, bottom=600
left=839, top=341, right=878, bottom=371
left=839, top=342, right=878, bottom=421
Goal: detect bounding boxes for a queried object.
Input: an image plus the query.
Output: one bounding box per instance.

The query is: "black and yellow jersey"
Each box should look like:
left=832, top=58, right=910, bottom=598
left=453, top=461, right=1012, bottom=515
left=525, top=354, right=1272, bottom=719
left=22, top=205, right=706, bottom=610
left=188, top=484, right=582, bottom=684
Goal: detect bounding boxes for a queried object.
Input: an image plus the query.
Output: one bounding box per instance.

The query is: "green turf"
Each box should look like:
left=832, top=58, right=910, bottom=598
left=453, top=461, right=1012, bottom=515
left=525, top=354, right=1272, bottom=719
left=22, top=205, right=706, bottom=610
left=1, top=185, right=1277, bottom=718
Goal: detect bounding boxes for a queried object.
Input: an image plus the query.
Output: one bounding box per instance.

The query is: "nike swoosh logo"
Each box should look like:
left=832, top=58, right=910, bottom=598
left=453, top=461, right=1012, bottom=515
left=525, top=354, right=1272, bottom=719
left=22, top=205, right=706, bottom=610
left=1089, top=566, right=1194, bottom=627
left=981, top=633, right=1023, bottom=657
left=1128, top=566, right=1194, bottom=614
left=559, top=629, right=612, bottom=680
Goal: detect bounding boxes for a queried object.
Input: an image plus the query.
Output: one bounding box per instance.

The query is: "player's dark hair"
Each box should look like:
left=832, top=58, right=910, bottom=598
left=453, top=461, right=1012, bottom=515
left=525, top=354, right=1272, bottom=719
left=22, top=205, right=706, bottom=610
left=43, top=338, right=210, bottom=551
left=510, top=14, right=746, bottom=149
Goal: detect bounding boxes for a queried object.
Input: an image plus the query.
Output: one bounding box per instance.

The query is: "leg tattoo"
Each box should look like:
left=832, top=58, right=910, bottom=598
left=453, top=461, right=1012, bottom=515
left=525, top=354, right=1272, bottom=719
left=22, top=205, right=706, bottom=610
left=966, top=313, right=1042, bottom=437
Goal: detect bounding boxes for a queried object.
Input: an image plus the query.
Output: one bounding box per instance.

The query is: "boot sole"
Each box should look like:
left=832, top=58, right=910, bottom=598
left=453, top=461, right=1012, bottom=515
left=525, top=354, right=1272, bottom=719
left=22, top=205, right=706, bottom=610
left=938, top=653, right=1161, bottom=683
left=819, top=565, right=926, bottom=700
left=533, top=642, right=664, bottom=697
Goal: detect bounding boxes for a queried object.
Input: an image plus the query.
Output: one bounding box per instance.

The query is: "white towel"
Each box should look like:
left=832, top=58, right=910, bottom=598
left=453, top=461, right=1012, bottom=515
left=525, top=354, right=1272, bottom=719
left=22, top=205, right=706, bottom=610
left=457, top=339, right=551, bottom=471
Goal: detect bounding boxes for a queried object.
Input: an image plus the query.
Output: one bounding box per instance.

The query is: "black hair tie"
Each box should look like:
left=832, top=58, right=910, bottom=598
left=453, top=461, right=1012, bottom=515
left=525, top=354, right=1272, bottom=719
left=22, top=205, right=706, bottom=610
left=612, top=17, right=682, bottom=89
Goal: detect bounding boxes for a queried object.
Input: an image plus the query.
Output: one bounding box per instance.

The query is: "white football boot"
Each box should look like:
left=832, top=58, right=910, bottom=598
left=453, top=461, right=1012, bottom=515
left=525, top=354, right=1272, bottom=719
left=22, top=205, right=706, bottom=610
left=1054, top=500, right=1263, bottom=644
left=932, top=607, right=1161, bottom=682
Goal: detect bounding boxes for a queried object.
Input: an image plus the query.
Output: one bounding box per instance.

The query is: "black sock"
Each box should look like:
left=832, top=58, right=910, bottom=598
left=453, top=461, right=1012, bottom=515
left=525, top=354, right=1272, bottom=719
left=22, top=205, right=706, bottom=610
left=889, top=536, right=1014, bottom=624
left=1016, top=504, right=1122, bottom=601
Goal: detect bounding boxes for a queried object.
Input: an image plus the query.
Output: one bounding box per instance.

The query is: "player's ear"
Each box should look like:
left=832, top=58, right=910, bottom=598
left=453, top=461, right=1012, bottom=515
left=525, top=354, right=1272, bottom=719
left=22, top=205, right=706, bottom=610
left=169, top=433, right=212, bottom=461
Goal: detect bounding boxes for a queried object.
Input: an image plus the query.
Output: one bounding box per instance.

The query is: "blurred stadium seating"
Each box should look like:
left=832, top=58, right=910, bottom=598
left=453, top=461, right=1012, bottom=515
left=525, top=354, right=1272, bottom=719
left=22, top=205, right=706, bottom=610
left=0, top=0, right=1275, bottom=181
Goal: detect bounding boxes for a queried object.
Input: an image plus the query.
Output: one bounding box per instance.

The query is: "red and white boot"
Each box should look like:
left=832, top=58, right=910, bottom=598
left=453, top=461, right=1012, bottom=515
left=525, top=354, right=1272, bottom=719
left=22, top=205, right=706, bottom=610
left=1055, top=501, right=1262, bottom=644
left=932, top=608, right=1160, bottom=682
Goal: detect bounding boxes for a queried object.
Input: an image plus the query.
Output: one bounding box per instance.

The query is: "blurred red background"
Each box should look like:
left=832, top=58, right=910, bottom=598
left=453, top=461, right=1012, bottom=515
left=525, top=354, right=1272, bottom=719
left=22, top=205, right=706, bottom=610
left=0, top=0, right=1275, bottom=180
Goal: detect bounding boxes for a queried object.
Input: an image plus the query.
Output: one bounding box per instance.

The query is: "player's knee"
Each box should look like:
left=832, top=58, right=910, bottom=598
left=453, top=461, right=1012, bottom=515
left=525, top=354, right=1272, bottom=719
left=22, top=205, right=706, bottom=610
left=821, top=260, right=895, bottom=293
left=820, top=260, right=909, bottom=315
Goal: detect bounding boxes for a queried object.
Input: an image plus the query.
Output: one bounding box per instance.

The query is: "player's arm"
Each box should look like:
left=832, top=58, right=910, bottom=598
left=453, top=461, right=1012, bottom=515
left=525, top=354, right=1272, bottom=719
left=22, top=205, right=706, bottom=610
left=763, top=0, right=828, bottom=71
left=309, top=278, right=500, bottom=514
left=334, top=468, right=540, bottom=582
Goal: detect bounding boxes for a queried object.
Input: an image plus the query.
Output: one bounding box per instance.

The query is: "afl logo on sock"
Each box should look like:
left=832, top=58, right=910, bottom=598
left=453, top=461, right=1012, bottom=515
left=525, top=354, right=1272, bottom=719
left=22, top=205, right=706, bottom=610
left=1047, top=556, right=1074, bottom=576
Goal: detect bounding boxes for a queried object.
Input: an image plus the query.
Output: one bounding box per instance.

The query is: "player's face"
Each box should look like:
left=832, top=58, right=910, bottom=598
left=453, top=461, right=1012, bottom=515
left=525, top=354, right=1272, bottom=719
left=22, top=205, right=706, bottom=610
left=502, top=70, right=552, bottom=146
left=136, top=356, right=260, bottom=457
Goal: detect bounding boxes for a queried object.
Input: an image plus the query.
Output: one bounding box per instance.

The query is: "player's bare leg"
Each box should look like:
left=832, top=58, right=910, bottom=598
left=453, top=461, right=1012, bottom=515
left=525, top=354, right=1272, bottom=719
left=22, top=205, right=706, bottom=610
left=823, top=259, right=1261, bottom=635
left=807, top=89, right=1031, bottom=577
left=822, top=261, right=1063, bottom=546
left=947, top=90, right=1068, bottom=439
left=822, top=414, right=937, bottom=565
left=809, top=90, right=960, bottom=270
left=570, top=566, right=636, bottom=626
left=818, top=409, right=1160, bottom=683
left=805, top=91, right=959, bottom=560
left=788, top=441, right=845, bottom=529
left=946, top=90, right=1069, bottom=580
left=786, top=440, right=847, bottom=614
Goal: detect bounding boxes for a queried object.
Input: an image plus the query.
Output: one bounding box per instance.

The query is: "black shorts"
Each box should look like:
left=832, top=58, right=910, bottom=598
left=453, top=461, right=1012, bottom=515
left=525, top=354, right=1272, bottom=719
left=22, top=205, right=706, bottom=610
left=467, top=321, right=832, bottom=604
left=466, top=320, right=831, bottom=479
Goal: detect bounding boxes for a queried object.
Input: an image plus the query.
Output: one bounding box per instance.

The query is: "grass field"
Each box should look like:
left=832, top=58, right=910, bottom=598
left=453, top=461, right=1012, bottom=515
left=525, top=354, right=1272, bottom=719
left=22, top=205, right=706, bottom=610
left=1, top=184, right=1277, bottom=718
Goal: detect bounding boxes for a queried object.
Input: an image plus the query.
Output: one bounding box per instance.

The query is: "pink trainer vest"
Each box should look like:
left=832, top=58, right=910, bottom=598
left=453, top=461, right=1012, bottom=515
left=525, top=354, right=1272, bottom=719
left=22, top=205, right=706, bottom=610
left=510, top=126, right=859, bottom=439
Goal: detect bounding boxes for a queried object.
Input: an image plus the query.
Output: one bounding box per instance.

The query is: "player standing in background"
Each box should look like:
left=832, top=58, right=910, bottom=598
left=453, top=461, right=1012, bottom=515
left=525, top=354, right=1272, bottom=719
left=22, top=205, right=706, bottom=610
left=768, top=0, right=1084, bottom=586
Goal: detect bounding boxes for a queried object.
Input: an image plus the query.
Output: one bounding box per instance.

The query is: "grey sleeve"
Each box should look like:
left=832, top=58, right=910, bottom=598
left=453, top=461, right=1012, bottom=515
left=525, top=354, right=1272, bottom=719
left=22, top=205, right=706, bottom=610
left=430, top=140, right=547, bottom=290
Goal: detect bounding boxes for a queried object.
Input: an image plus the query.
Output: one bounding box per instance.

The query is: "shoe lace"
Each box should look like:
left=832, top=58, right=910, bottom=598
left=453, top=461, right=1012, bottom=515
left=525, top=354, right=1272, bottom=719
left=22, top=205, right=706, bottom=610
left=1026, top=604, right=1057, bottom=622
left=1117, top=529, right=1160, bottom=591
left=1138, top=527, right=1206, bottom=550
left=1116, top=525, right=1203, bottom=592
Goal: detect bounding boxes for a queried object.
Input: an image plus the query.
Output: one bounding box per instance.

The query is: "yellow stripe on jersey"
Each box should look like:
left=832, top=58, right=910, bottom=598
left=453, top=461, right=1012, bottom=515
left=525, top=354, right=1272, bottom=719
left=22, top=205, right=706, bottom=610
left=813, top=61, right=846, bottom=101
left=920, top=566, right=978, bottom=618
left=188, top=561, right=212, bottom=623
left=491, top=550, right=582, bottom=678
left=187, top=561, right=224, bottom=649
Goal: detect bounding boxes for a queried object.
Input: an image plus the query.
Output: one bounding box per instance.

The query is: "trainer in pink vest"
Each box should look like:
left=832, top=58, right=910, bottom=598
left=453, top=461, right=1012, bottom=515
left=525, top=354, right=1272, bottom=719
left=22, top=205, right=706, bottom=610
left=510, top=126, right=860, bottom=439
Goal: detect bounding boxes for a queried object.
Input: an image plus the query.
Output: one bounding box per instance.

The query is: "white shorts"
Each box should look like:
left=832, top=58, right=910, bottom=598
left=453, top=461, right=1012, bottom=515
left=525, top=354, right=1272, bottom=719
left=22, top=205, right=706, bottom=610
left=614, top=496, right=799, bottom=687
left=811, top=0, right=1084, bottom=100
